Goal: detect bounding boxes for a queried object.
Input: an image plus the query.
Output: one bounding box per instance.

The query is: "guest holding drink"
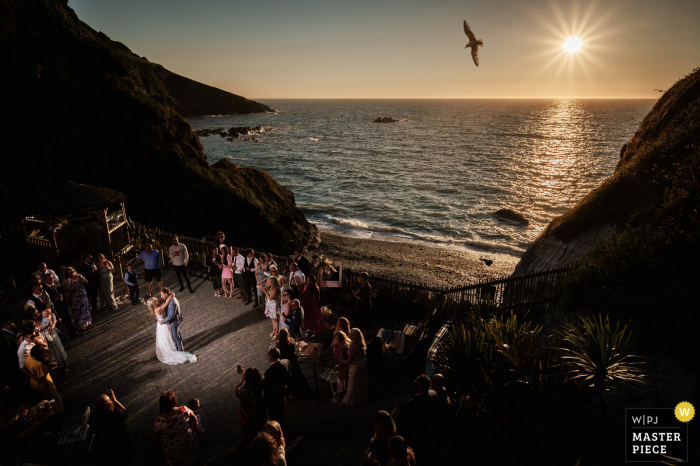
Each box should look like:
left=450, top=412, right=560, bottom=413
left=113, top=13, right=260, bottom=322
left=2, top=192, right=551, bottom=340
left=153, top=390, right=198, bottom=466
left=209, top=249, right=223, bottom=297
left=260, top=277, right=280, bottom=339
left=256, top=254, right=269, bottom=305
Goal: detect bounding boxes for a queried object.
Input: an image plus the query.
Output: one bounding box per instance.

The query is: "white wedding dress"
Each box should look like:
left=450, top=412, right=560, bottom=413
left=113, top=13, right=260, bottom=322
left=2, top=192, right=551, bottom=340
left=155, top=313, right=197, bottom=365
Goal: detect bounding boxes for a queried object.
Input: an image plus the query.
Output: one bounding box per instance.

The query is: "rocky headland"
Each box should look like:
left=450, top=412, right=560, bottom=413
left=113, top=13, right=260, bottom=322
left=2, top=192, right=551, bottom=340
left=0, top=0, right=317, bottom=252
left=513, top=67, right=700, bottom=383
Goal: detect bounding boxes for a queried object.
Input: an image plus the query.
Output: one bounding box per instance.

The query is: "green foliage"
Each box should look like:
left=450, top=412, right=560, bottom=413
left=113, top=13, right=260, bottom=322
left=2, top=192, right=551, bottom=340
left=189, top=254, right=206, bottom=269
left=558, top=314, right=651, bottom=412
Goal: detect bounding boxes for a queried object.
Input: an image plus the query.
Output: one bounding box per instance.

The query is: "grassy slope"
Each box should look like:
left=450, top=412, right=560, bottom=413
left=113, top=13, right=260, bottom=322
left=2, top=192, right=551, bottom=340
left=558, top=68, right=700, bottom=360
left=0, top=0, right=315, bottom=252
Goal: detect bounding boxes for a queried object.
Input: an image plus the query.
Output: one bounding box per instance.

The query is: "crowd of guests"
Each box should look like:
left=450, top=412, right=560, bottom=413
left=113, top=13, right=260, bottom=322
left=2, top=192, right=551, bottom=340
left=0, top=228, right=457, bottom=466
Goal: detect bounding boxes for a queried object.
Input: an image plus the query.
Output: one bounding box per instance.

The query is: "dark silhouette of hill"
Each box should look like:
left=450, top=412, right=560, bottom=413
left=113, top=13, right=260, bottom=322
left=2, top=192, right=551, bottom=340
left=0, top=0, right=317, bottom=252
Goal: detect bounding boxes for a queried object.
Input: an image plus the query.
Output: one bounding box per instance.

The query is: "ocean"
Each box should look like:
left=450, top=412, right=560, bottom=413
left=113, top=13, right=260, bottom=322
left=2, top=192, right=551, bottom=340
left=188, top=99, right=655, bottom=257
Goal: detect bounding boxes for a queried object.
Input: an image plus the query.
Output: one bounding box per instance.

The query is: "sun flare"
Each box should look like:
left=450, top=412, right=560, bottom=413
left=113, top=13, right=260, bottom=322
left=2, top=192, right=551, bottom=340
left=563, top=36, right=583, bottom=53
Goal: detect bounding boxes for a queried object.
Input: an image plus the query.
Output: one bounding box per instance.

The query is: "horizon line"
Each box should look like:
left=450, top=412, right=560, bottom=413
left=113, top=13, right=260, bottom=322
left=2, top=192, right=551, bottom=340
left=250, top=96, right=660, bottom=100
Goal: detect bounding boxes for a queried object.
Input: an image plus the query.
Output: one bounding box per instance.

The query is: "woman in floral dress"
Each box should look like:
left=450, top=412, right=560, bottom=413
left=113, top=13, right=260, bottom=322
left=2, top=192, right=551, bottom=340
left=65, top=267, right=92, bottom=332
left=259, top=276, right=280, bottom=339
left=153, top=391, right=198, bottom=466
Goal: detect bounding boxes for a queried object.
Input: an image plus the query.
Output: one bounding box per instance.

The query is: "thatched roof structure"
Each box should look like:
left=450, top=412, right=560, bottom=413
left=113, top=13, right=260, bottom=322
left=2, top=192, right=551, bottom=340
left=23, top=180, right=127, bottom=216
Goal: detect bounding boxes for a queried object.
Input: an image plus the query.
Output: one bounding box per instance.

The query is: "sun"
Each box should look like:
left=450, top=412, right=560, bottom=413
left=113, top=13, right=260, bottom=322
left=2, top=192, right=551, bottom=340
left=563, top=36, right=583, bottom=53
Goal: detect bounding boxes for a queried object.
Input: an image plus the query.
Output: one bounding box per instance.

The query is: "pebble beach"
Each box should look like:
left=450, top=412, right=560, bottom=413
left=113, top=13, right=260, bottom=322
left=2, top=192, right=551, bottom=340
left=313, top=230, right=519, bottom=288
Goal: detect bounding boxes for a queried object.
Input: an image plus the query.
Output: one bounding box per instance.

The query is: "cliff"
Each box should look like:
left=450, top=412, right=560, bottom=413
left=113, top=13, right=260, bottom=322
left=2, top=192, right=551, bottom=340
left=515, top=67, right=700, bottom=276
left=514, top=67, right=700, bottom=360
left=0, top=0, right=317, bottom=252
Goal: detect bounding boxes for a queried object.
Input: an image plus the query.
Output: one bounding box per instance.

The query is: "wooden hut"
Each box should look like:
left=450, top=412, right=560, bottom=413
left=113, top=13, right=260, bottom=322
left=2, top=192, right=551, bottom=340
left=20, top=181, right=132, bottom=276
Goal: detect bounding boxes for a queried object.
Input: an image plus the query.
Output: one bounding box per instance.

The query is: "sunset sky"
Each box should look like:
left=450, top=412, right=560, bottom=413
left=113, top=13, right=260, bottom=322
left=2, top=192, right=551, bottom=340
left=71, top=0, right=700, bottom=99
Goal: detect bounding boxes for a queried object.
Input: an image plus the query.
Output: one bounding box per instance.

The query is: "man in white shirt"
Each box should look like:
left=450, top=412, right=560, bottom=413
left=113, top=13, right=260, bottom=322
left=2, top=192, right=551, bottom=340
left=169, top=236, right=194, bottom=294
left=26, top=282, right=52, bottom=313
left=232, top=248, right=247, bottom=301
left=31, top=263, right=59, bottom=286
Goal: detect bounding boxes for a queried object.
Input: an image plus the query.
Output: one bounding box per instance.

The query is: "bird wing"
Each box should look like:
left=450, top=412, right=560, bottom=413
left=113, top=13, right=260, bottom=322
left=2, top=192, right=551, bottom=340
left=471, top=46, right=479, bottom=66
left=464, top=20, right=477, bottom=42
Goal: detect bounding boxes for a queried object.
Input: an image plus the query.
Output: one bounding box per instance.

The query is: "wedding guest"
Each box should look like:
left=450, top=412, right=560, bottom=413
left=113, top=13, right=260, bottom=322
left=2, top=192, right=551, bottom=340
left=293, top=248, right=310, bottom=278
left=26, top=282, right=51, bottom=314
left=339, top=328, right=369, bottom=406
left=43, top=272, right=77, bottom=337
left=187, top=398, right=205, bottom=443
left=395, top=374, right=438, bottom=463
left=232, top=248, right=246, bottom=301
left=124, top=264, right=140, bottom=305
left=431, top=373, right=452, bottom=419
left=40, top=307, right=68, bottom=372
left=76, top=254, right=99, bottom=311
left=332, top=331, right=350, bottom=403
left=31, top=263, right=59, bottom=286
left=92, top=390, right=133, bottom=464
left=281, top=299, right=303, bottom=339
left=221, top=247, right=234, bottom=298
left=275, top=328, right=306, bottom=400
left=0, top=314, right=20, bottom=390
left=234, top=367, right=267, bottom=447
left=301, top=275, right=321, bottom=336
left=153, top=390, right=198, bottom=466
left=263, top=347, right=290, bottom=425
left=96, top=254, right=119, bottom=312
left=209, top=249, right=223, bottom=297
left=213, top=231, right=230, bottom=253
left=256, top=254, right=269, bottom=305
left=369, top=410, right=396, bottom=466
left=278, top=287, right=291, bottom=335
left=386, top=435, right=416, bottom=466
left=264, top=254, right=277, bottom=274
left=288, top=262, right=304, bottom=296
left=244, top=249, right=259, bottom=306
left=170, top=236, right=194, bottom=293
left=353, top=272, right=373, bottom=333
left=262, top=421, right=287, bottom=466
left=136, top=243, right=163, bottom=298
left=250, top=432, right=279, bottom=466
left=260, top=277, right=280, bottom=339
left=65, top=267, right=92, bottom=332
left=26, top=345, right=64, bottom=413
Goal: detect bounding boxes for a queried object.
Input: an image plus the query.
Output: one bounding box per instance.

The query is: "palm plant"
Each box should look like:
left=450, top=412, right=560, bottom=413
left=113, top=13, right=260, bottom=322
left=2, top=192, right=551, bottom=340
left=557, top=313, right=652, bottom=414
left=433, top=320, right=497, bottom=393
left=487, top=312, right=561, bottom=393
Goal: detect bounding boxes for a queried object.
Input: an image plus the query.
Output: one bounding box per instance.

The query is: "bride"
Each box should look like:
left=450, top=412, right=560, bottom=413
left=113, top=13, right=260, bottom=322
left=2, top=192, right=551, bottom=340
left=148, top=295, right=197, bottom=365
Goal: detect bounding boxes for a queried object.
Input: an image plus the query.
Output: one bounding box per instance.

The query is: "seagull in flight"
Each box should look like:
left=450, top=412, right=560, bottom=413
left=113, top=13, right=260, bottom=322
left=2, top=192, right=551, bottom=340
left=653, top=89, right=665, bottom=93
left=464, top=20, right=483, bottom=67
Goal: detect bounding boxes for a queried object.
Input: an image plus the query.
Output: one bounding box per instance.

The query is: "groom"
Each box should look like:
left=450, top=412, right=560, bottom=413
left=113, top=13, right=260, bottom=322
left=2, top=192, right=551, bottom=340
left=158, top=287, right=184, bottom=351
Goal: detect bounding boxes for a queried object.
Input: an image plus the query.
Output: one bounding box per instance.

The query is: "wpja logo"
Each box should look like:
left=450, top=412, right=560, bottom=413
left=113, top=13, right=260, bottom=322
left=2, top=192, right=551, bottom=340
left=625, top=403, right=693, bottom=462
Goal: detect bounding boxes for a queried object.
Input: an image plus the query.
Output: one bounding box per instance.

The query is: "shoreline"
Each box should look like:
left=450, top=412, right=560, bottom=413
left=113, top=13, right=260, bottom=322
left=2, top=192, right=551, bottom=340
left=313, top=229, right=519, bottom=289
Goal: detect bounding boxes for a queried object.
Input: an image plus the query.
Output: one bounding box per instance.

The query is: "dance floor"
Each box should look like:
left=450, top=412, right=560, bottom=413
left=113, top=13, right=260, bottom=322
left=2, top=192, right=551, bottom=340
left=57, top=265, right=414, bottom=465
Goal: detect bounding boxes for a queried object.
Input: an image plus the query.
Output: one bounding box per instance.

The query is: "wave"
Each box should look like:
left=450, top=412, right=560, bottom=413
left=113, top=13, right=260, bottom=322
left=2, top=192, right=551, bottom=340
left=298, top=203, right=347, bottom=215
left=313, top=215, right=525, bottom=255
left=227, top=157, right=249, bottom=161
left=307, top=137, right=321, bottom=142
